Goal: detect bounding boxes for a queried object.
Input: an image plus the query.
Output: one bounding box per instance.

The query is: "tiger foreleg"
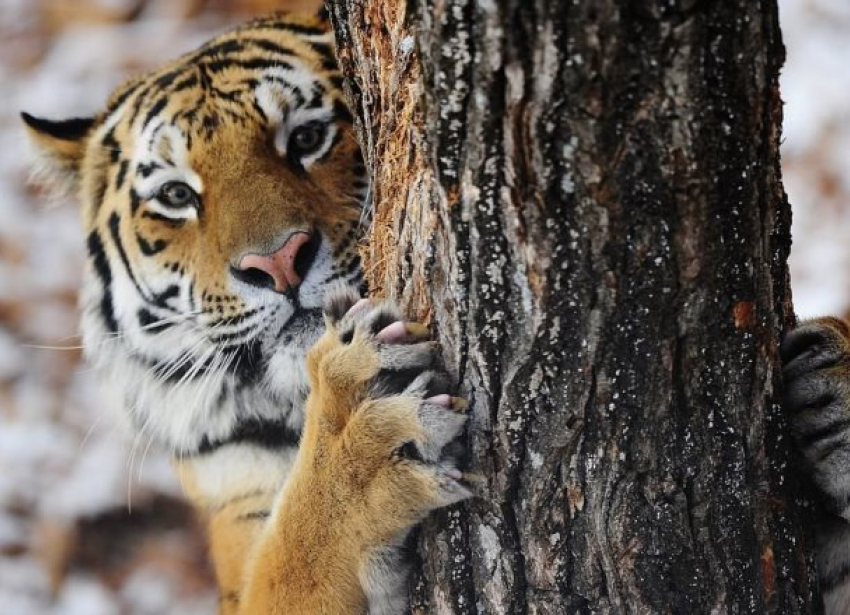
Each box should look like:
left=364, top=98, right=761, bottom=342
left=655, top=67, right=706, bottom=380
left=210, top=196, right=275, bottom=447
left=239, top=289, right=471, bottom=614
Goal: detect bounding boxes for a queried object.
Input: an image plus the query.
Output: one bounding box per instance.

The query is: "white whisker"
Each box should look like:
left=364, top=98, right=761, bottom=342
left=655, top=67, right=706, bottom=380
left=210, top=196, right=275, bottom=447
left=78, top=413, right=108, bottom=452
left=25, top=311, right=202, bottom=352
left=136, top=431, right=159, bottom=483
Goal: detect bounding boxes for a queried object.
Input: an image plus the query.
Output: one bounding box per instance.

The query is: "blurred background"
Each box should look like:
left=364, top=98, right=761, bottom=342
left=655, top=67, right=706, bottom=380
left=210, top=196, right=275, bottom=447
left=0, top=0, right=846, bottom=613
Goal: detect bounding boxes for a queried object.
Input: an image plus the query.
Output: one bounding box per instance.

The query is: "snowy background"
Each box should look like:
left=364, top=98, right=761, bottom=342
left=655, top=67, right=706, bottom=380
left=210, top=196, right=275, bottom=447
left=0, top=0, right=847, bottom=613
left=0, top=1, right=321, bottom=613
left=781, top=0, right=850, bottom=317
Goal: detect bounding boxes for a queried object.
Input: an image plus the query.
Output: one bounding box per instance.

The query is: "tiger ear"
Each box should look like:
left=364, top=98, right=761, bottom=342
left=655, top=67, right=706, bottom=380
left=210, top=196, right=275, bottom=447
left=21, top=112, right=95, bottom=196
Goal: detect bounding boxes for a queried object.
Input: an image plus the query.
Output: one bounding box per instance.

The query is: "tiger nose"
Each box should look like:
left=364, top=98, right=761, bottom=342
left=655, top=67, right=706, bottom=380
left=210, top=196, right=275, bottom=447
left=235, top=232, right=315, bottom=293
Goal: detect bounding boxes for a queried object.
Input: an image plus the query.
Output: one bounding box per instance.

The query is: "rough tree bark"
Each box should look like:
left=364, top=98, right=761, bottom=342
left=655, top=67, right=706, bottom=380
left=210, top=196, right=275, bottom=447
left=327, top=1, right=818, bottom=612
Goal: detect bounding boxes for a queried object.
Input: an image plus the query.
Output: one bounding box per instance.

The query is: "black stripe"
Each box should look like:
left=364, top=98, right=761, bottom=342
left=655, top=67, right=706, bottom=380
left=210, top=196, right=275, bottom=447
left=214, top=380, right=230, bottom=410
left=193, top=417, right=300, bottom=456
left=306, top=89, right=325, bottom=109
left=209, top=86, right=242, bottom=103
left=108, top=212, right=149, bottom=302
left=238, top=76, right=260, bottom=90
left=195, top=39, right=244, bottom=59
left=136, top=233, right=168, bottom=256
left=250, top=39, right=297, bottom=58
left=259, top=74, right=305, bottom=107
left=114, top=160, right=129, bottom=191
left=92, top=171, right=108, bottom=211
left=205, top=58, right=294, bottom=74
left=309, top=41, right=334, bottom=62
left=137, top=161, right=163, bottom=178
left=265, top=22, right=327, bottom=36
left=143, top=96, right=169, bottom=128
left=127, top=84, right=150, bottom=127
left=251, top=99, right=268, bottom=123
left=153, top=68, right=182, bottom=89
left=137, top=308, right=173, bottom=333
left=187, top=280, right=197, bottom=314
left=203, top=308, right=260, bottom=328
left=344, top=255, right=362, bottom=274
left=130, top=188, right=143, bottom=216
left=289, top=87, right=306, bottom=108
left=171, top=73, right=199, bottom=93
left=101, top=128, right=121, bottom=163
left=105, top=80, right=142, bottom=116
left=208, top=327, right=260, bottom=346
left=151, top=284, right=180, bottom=310
left=229, top=341, right=265, bottom=386
left=202, top=114, right=219, bottom=132
left=87, top=231, right=119, bottom=333
left=326, top=263, right=363, bottom=286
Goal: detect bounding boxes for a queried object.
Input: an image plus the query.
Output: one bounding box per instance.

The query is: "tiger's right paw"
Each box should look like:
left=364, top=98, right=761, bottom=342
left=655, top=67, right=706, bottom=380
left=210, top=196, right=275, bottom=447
left=301, top=287, right=473, bottom=544
left=782, top=317, right=850, bottom=519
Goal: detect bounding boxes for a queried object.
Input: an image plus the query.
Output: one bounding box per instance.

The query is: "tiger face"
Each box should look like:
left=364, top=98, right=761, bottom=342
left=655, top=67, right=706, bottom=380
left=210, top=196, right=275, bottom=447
left=23, top=13, right=368, bottom=453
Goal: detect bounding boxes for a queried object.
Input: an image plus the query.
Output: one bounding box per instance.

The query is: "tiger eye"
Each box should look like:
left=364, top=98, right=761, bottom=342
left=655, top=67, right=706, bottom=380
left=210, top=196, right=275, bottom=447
left=289, top=123, right=326, bottom=157
left=159, top=181, right=198, bottom=208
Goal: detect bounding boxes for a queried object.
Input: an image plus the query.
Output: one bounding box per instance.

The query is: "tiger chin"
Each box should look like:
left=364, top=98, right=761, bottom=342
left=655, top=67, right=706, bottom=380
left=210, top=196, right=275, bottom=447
left=23, top=12, right=471, bottom=615
left=782, top=317, right=850, bottom=614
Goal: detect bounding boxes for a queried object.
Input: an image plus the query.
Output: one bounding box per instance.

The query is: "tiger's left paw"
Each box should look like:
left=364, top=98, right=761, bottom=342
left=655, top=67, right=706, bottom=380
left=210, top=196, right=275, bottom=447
left=782, top=317, right=850, bottom=519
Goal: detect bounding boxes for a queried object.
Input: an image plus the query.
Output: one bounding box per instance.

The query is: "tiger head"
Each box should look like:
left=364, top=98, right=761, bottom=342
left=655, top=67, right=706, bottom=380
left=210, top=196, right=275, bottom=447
left=22, top=13, right=368, bottom=454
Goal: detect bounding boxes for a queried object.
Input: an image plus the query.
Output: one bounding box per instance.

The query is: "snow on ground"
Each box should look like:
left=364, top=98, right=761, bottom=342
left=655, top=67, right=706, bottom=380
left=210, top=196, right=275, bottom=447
left=0, top=0, right=846, bottom=613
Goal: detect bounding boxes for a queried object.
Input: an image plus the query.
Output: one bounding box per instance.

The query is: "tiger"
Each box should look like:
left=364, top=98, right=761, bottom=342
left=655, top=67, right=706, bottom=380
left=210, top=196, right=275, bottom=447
left=783, top=318, right=850, bottom=615
left=22, top=11, right=472, bottom=614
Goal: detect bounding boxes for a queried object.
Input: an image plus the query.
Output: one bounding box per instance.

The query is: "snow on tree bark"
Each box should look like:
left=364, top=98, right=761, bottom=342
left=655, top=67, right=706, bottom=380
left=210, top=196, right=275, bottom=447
left=327, top=0, right=818, bottom=612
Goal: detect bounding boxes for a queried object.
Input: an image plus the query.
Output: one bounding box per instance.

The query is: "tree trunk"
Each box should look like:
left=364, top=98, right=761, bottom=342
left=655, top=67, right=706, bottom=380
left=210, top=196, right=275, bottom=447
left=327, top=0, right=819, bottom=612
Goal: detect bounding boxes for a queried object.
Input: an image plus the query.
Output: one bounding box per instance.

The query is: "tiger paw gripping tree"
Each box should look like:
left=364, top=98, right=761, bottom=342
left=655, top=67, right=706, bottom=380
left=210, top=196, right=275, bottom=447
left=327, top=0, right=820, bottom=612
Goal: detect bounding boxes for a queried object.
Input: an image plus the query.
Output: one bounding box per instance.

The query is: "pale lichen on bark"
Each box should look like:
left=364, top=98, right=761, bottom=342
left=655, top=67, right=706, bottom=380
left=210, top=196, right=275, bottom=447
left=329, top=0, right=818, bottom=612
